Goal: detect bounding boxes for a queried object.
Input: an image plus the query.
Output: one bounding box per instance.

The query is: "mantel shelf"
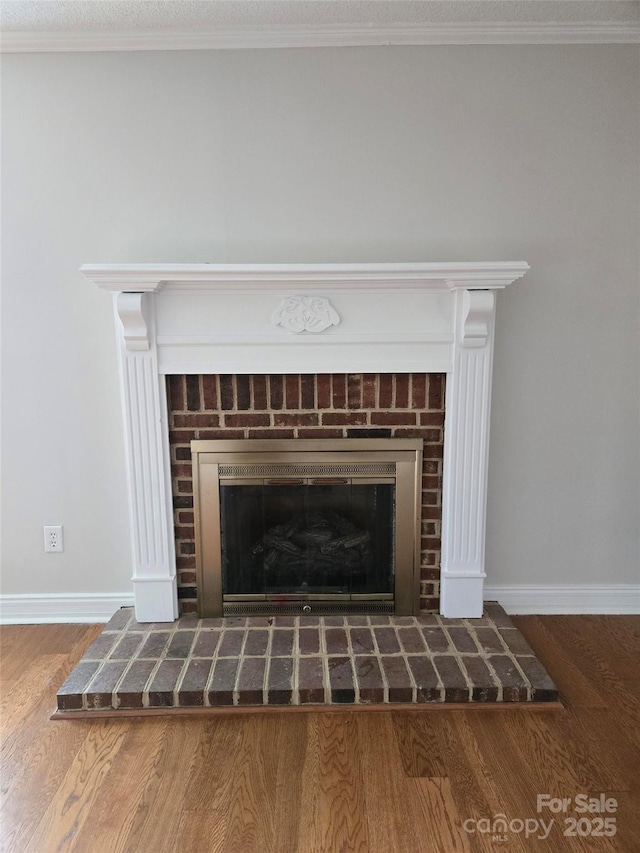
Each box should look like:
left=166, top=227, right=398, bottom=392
left=81, top=261, right=530, bottom=292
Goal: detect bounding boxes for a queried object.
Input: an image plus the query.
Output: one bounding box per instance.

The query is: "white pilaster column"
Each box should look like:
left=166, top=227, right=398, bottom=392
left=114, top=292, right=178, bottom=622
left=440, top=288, right=496, bottom=618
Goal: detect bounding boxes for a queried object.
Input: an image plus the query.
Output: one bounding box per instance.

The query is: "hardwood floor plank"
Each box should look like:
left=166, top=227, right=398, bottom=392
left=220, top=716, right=284, bottom=852
left=358, top=714, right=426, bottom=852
left=119, top=717, right=203, bottom=853
left=466, top=711, right=576, bottom=853
left=540, top=708, right=634, bottom=792
left=411, top=777, right=472, bottom=852
left=543, top=617, right=640, bottom=723
left=512, top=616, right=607, bottom=708
left=439, top=713, right=529, bottom=853
left=68, top=719, right=169, bottom=852
left=176, top=717, right=252, bottom=853
left=393, top=712, right=449, bottom=777
left=1, top=654, right=68, bottom=740
left=297, top=713, right=370, bottom=853
left=1, top=720, right=90, bottom=852
left=22, top=720, right=130, bottom=853
left=271, top=715, right=308, bottom=853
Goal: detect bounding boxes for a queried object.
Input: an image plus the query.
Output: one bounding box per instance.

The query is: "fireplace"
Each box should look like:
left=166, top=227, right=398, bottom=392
left=192, top=438, right=422, bottom=616
left=82, top=261, right=529, bottom=622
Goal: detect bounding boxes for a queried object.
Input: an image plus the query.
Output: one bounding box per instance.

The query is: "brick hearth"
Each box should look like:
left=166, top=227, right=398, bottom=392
left=56, top=603, right=558, bottom=712
left=167, top=373, right=445, bottom=614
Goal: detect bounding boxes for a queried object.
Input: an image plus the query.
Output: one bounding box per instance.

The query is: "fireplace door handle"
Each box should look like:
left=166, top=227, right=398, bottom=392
left=265, top=478, right=305, bottom=485
left=310, top=478, right=349, bottom=485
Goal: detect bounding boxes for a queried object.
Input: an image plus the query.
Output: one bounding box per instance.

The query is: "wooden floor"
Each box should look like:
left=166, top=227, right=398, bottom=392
left=1, top=616, right=638, bottom=852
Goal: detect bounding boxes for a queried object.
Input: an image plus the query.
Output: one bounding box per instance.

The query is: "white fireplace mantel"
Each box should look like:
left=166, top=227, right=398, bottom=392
left=82, top=262, right=529, bottom=621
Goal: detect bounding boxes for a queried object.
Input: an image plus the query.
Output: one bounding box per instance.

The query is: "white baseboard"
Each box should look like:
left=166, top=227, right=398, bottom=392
left=485, top=584, right=640, bottom=615
left=0, top=593, right=135, bottom=625
left=1, top=585, right=638, bottom=624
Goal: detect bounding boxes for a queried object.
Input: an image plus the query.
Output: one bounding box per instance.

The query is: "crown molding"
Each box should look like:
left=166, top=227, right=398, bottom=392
left=2, top=21, right=639, bottom=53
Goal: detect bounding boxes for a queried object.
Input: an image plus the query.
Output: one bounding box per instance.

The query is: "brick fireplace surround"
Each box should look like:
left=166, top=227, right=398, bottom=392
left=168, top=372, right=445, bottom=614
left=82, top=262, right=530, bottom=623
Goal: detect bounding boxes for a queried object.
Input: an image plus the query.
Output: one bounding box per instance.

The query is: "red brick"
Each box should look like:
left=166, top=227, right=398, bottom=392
left=421, top=506, right=441, bottom=520
left=332, top=375, right=347, bottom=409
left=297, top=428, right=344, bottom=439
left=394, top=375, right=409, bottom=408
left=370, top=412, right=416, bottom=426
left=175, top=526, right=195, bottom=539
left=428, top=374, right=445, bottom=410
left=362, top=374, right=377, bottom=408
left=422, top=476, right=440, bottom=489
left=178, top=512, right=194, bottom=524
left=175, top=447, right=192, bottom=461
left=421, top=537, right=441, bottom=550
left=395, top=428, right=441, bottom=440
left=180, top=541, right=195, bottom=555
left=421, top=597, right=439, bottom=612
left=180, top=601, right=198, bottom=614
left=347, top=374, right=362, bottom=409
left=425, top=568, right=440, bottom=580
left=219, top=375, right=234, bottom=410
left=177, top=480, right=192, bottom=493
left=247, top=429, right=295, bottom=439
left=202, top=375, right=218, bottom=410
left=236, top=375, right=251, bottom=410
left=173, top=414, right=219, bottom=428
left=169, top=430, right=196, bottom=443
left=422, top=491, right=439, bottom=506
left=322, top=412, right=367, bottom=426
left=176, top=556, right=196, bottom=570
left=423, top=460, right=440, bottom=474
left=224, top=413, right=270, bottom=427
left=317, top=374, right=332, bottom=409
left=179, top=571, right=197, bottom=585
left=274, top=413, right=318, bottom=427
left=199, top=429, right=244, bottom=440
left=285, top=375, right=300, bottom=409
left=252, top=375, right=268, bottom=409
left=171, top=464, right=192, bottom=477
left=167, top=376, right=185, bottom=411
left=186, top=376, right=201, bottom=411
left=423, top=443, right=444, bottom=459
left=300, top=375, right=316, bottom=409
left=378, top=375, right=393, bottom=407
left=269, top=375, right=283, bottom=409
left=411, top=374, right=427, bottom=409
left=420, top=412, right=445, bottom=426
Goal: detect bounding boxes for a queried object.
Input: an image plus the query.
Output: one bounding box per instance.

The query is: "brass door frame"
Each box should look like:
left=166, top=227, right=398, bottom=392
left=191, top=439, right=423, bottom=617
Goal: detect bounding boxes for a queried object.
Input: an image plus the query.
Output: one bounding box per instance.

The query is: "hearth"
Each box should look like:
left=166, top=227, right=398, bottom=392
left=191, top=439, right=423, bottom=617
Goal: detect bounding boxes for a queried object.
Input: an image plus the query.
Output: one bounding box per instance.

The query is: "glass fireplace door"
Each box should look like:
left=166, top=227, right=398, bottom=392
left=220, top=478, right=395, bottom=604
left=191, top=439, right=423, bottom=617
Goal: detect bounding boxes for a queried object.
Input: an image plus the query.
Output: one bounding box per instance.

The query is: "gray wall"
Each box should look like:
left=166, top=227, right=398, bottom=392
left=2, top=45, right=639, bottom=598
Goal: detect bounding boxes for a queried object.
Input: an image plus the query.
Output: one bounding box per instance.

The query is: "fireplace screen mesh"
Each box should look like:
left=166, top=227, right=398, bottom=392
left=220, top=481, right=395, bottom=599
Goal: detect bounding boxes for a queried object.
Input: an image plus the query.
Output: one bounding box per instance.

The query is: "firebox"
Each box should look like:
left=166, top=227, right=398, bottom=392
left=192, top=439, right=423, bottom=616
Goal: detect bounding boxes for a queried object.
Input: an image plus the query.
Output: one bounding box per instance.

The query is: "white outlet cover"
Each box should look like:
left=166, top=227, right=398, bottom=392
left=44, top=525, right=64, bottom=552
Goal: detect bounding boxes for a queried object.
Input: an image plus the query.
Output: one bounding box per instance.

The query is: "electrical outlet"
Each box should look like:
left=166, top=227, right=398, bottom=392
left=44, top=525, right=64, bottom=553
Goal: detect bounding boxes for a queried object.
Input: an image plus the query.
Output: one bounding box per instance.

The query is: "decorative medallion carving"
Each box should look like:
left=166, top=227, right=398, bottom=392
left=271, top=295, right=340, bottom=334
